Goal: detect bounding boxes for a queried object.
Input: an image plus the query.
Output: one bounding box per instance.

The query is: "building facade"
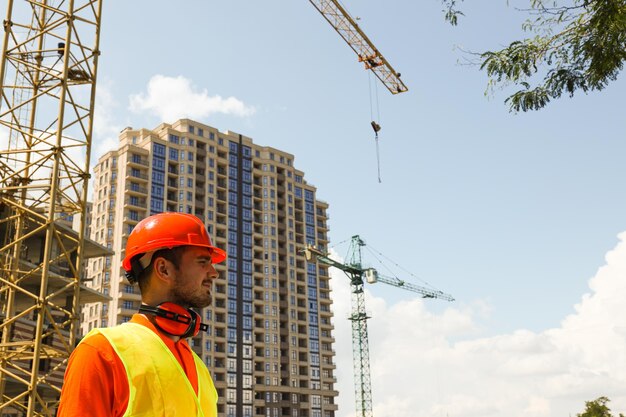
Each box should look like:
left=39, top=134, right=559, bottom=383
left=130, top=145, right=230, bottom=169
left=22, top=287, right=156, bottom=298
left=83, top=119, right=337, bottom=417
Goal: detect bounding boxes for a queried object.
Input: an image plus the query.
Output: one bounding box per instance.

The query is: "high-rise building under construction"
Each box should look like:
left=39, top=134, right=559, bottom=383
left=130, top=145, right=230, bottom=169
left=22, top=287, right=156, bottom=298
left=82, top=118, right=337, bottom=417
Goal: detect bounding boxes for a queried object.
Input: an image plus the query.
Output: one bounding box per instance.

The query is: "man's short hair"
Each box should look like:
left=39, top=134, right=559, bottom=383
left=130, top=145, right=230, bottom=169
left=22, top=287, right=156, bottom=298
left=136, top=245, right=187, bottom=293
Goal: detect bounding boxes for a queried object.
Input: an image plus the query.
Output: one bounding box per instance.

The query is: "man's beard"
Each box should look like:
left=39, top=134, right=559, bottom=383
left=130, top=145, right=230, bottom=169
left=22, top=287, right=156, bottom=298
left=170, top=283, right=212, bottom=309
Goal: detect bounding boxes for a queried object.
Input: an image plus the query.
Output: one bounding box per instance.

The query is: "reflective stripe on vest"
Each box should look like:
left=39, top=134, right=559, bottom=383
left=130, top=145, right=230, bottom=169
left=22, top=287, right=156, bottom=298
left=88, top=323, right=217, bottom=417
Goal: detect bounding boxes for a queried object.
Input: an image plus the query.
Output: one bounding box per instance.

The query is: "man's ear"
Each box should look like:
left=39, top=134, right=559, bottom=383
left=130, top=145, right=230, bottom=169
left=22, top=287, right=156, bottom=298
left=152, top=256, right=174, bottom=285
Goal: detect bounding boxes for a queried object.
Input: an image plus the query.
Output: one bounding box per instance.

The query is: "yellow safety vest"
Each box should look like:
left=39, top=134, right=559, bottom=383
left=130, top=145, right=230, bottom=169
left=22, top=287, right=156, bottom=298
left=91, top=323, right=217, bottom=417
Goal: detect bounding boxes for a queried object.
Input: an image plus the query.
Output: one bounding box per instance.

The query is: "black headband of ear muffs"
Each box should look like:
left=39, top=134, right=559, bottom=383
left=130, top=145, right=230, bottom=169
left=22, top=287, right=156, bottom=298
left=125, top=256, right=145, bottom=284
left=138, top=302, right=208, bottom=338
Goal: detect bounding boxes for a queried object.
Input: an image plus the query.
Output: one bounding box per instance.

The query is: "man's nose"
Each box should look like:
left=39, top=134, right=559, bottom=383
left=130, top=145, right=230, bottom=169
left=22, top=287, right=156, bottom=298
left=207, top=264, right=218, bottom=279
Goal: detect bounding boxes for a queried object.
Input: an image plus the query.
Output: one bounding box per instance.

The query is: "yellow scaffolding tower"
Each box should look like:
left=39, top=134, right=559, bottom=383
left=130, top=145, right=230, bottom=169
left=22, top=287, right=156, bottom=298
left=0, top=1, right=107, bottom=416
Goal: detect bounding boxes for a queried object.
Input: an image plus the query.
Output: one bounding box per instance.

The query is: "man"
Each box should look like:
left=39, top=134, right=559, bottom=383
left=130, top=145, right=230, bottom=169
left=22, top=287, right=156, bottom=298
left=58, top=212, right=226, bottom=417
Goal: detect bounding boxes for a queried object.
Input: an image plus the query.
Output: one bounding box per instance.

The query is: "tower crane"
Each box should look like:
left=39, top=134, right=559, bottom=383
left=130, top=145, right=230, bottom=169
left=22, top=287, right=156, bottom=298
left=304, top=236, right=454, bottom=417
left=308, top=0, right=408, bottom=95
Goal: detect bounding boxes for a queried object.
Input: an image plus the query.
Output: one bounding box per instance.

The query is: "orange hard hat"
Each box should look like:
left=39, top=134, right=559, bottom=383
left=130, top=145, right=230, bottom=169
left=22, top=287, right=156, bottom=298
left=122, top=213, right=226, bottom=275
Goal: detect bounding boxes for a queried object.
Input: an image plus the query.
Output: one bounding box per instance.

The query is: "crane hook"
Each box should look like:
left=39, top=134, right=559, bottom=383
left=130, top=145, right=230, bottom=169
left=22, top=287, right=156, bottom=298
left=370, top=121, right=382, bottom=183
left=370, top=121, right=381, bottom=137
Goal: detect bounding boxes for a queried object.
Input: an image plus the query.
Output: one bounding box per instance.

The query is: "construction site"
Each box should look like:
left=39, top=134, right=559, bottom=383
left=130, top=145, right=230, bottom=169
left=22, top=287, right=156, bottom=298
left=0, top=1, right=460, bottom=417
left=3, top=1, right=623, bottom=417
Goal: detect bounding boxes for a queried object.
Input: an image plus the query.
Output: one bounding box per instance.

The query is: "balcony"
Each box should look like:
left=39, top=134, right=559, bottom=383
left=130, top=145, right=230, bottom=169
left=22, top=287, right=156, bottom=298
left=126, top=183, right=148, bottom=195
left=126, top=171, right=148, bottom=181
left=124, top=196, right=147, bottom=209
left=123, top=214, right=140, bottom=225
left=117, top=306, right=137, bottom=316
left=128, top=156, right=149, bottom=167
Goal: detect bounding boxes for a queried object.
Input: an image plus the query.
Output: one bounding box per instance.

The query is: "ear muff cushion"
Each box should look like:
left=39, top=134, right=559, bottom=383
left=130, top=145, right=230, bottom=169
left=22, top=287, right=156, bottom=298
left=139, top=303, right=201, bottom=337
left=187, top=312, right=202, bottom=339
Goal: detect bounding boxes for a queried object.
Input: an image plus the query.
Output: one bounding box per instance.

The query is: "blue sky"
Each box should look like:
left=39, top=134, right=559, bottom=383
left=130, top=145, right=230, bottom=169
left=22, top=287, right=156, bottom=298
left=88, top=1, right=626, bottom=416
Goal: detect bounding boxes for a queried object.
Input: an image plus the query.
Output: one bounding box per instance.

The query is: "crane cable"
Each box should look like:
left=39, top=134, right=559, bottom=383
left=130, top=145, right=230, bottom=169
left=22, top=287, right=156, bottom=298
left=368, top=71, right=382, bottom=183
left=364, top=243, right=445, bottom=292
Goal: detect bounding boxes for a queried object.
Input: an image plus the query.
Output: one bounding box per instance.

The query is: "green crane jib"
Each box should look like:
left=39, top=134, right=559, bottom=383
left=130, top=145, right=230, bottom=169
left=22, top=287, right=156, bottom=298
left=304, top=235, right=454, bottom=417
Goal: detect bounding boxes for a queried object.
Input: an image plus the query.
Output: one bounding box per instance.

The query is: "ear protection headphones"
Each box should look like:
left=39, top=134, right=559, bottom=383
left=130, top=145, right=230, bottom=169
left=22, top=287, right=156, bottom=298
left=138, top=302, right=208, bottom=338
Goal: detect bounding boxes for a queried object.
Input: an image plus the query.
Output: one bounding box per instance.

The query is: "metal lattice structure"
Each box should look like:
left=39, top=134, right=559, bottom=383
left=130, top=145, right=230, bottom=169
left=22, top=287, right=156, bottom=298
left=308, top=0, right=408, bottom=94
left=346, top=236, right=374, bottom=417
left=305, top=236, right=453, bottom=417
left=0, top=1, right=107, bottom=416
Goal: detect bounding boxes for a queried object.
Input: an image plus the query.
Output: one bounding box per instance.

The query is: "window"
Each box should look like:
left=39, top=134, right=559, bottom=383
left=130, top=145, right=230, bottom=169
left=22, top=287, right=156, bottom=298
left=152, top=169, right=164, bottom=184
left=151, top=184, right=163, bottom=197
left=153, top=143, right=166, bottom=156
left=150, top=198, right=163, bottom=213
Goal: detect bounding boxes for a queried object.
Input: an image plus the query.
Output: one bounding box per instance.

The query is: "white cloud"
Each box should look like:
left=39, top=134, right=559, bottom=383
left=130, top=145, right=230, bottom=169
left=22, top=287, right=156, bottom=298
left=129, top=75, right=256, bottom=122
left=93, top=80, right=123, bottom=161
left=332, top=233, right=626, bottom=417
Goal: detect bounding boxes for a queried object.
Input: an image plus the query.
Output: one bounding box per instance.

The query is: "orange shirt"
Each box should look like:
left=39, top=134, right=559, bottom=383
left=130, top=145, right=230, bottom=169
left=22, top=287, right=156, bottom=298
left=57, top=314, right=200, bottom=417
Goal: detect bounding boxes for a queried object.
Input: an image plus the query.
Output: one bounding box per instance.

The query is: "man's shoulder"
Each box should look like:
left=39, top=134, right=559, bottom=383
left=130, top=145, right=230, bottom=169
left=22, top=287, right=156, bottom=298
left=70, top=330, right=120, bottom=365
left=79, top=330, right=113, bottom=349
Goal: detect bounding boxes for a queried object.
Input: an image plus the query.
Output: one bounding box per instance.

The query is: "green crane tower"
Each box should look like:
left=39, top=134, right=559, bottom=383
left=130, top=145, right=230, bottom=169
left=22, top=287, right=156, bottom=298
left=305, top=235, right=454, bottom=417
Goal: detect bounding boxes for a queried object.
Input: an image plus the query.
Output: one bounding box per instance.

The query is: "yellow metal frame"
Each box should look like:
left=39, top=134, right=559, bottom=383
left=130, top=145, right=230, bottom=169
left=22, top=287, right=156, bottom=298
left=0, top=1, right=104, bottom=415
left=309, top=0, right=408, bottom=94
